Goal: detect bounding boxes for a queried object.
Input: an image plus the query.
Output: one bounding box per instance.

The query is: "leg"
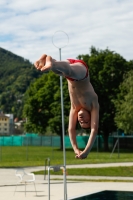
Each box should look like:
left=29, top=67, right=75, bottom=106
left=14, top=184, right=18, bottom=196
left=33, top=182, right=37, bottom=196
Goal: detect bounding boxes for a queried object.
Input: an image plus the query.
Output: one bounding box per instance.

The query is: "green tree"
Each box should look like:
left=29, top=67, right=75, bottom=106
left=23, top=72, right=70, bottom=149
left=0, top=47, right=42, bottom=119
left=114, top=70, right=133, bottom=133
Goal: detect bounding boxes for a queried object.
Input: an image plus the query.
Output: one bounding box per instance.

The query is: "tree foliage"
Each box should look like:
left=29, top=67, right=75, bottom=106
left=23, top=72, right=70, bottom=136
left=0, top=47, right=41, bottom=118
left=114, top=69, right=133, bottom=133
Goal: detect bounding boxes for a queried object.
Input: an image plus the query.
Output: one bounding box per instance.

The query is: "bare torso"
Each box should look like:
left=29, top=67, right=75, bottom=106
left=67, top=76, right=98, bottom=112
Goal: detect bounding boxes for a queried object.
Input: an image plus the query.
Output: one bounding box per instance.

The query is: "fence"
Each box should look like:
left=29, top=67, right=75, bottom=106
left=0, top=134, right=104, bottom=149
left=1, top=134, right=133, bottom=150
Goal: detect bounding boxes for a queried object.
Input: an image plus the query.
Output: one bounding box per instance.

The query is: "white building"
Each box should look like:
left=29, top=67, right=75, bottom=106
left=0, top=113, right=14, bottom=135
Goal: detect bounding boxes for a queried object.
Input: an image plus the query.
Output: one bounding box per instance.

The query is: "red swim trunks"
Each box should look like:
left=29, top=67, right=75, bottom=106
left=65, top=59, right=88, bottom=81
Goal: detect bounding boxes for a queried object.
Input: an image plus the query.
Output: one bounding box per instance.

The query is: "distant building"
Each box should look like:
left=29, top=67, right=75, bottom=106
left=0, top=113, right=14, bottom=135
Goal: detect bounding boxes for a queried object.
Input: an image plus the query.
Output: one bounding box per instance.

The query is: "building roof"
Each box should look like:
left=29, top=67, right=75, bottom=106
left=0, top=113, right=9, bottom=118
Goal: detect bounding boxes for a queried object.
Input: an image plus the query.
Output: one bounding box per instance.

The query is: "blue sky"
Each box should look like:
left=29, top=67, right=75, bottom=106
left=0, top=0, right=133, bottom=63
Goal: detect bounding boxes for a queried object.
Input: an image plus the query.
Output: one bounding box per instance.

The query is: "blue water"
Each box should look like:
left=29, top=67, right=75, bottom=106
left=69, top=190, right=133, bottom=200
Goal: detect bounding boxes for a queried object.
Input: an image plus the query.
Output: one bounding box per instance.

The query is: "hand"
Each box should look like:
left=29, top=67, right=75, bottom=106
left=74, top=149, right=82, bottom=158
left=34, top=54, right=52, bottom=72
left=75, top=151, right=88, bottom=159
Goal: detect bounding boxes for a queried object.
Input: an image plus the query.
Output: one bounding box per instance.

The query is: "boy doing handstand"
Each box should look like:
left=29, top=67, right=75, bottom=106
left=34, top=54, right=99, bottom=159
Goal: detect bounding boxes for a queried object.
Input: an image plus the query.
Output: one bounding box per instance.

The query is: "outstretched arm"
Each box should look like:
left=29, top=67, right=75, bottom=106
left=68, top=107, right=81, bottom=156
left=76, top=101, right=99, bottom=159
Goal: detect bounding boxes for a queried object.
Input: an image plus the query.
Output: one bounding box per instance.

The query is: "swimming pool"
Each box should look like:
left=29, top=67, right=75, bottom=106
left=68, top=190, right=133, bottom=200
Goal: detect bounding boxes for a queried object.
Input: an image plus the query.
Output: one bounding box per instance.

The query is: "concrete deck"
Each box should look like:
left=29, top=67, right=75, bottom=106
left=0, top=162, right=133, bottom=200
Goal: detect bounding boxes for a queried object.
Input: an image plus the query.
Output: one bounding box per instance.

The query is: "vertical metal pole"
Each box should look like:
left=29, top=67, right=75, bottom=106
left=0, top=146, right=1, bottom=162
left=97, top=135, right=99, bottom=158
left=44, top=158, right=50, bottom=180
left=48, top=167, right=50, bottom=200
left=59, top=48, right=67, bottom=200
left=118, top=133, right=120, bottom=158
left=0, top=145, right=2, bottom=162
left=26, top=137, right=29, bottom=161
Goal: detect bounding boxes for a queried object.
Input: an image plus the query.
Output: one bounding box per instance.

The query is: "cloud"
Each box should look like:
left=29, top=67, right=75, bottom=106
left=0, top=0, right=133, bottom=62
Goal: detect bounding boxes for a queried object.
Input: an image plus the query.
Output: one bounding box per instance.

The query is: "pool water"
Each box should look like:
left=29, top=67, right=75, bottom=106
left=69, top=190, right=133, bottom=200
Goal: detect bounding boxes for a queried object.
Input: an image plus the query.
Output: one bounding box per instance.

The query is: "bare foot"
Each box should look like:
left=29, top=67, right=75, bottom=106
left=34, top=54, right=47, bottom=70
left=41, top=56, right=52, bottom=72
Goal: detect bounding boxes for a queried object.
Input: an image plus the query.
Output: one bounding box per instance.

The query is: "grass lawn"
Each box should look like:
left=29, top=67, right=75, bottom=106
left=0, top=146, right=133, bottom=168
left=34, top=166, right=133, bottom=177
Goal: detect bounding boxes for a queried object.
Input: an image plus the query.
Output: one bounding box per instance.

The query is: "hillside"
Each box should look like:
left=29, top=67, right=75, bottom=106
left=0, top=47, right=42, bottom=119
